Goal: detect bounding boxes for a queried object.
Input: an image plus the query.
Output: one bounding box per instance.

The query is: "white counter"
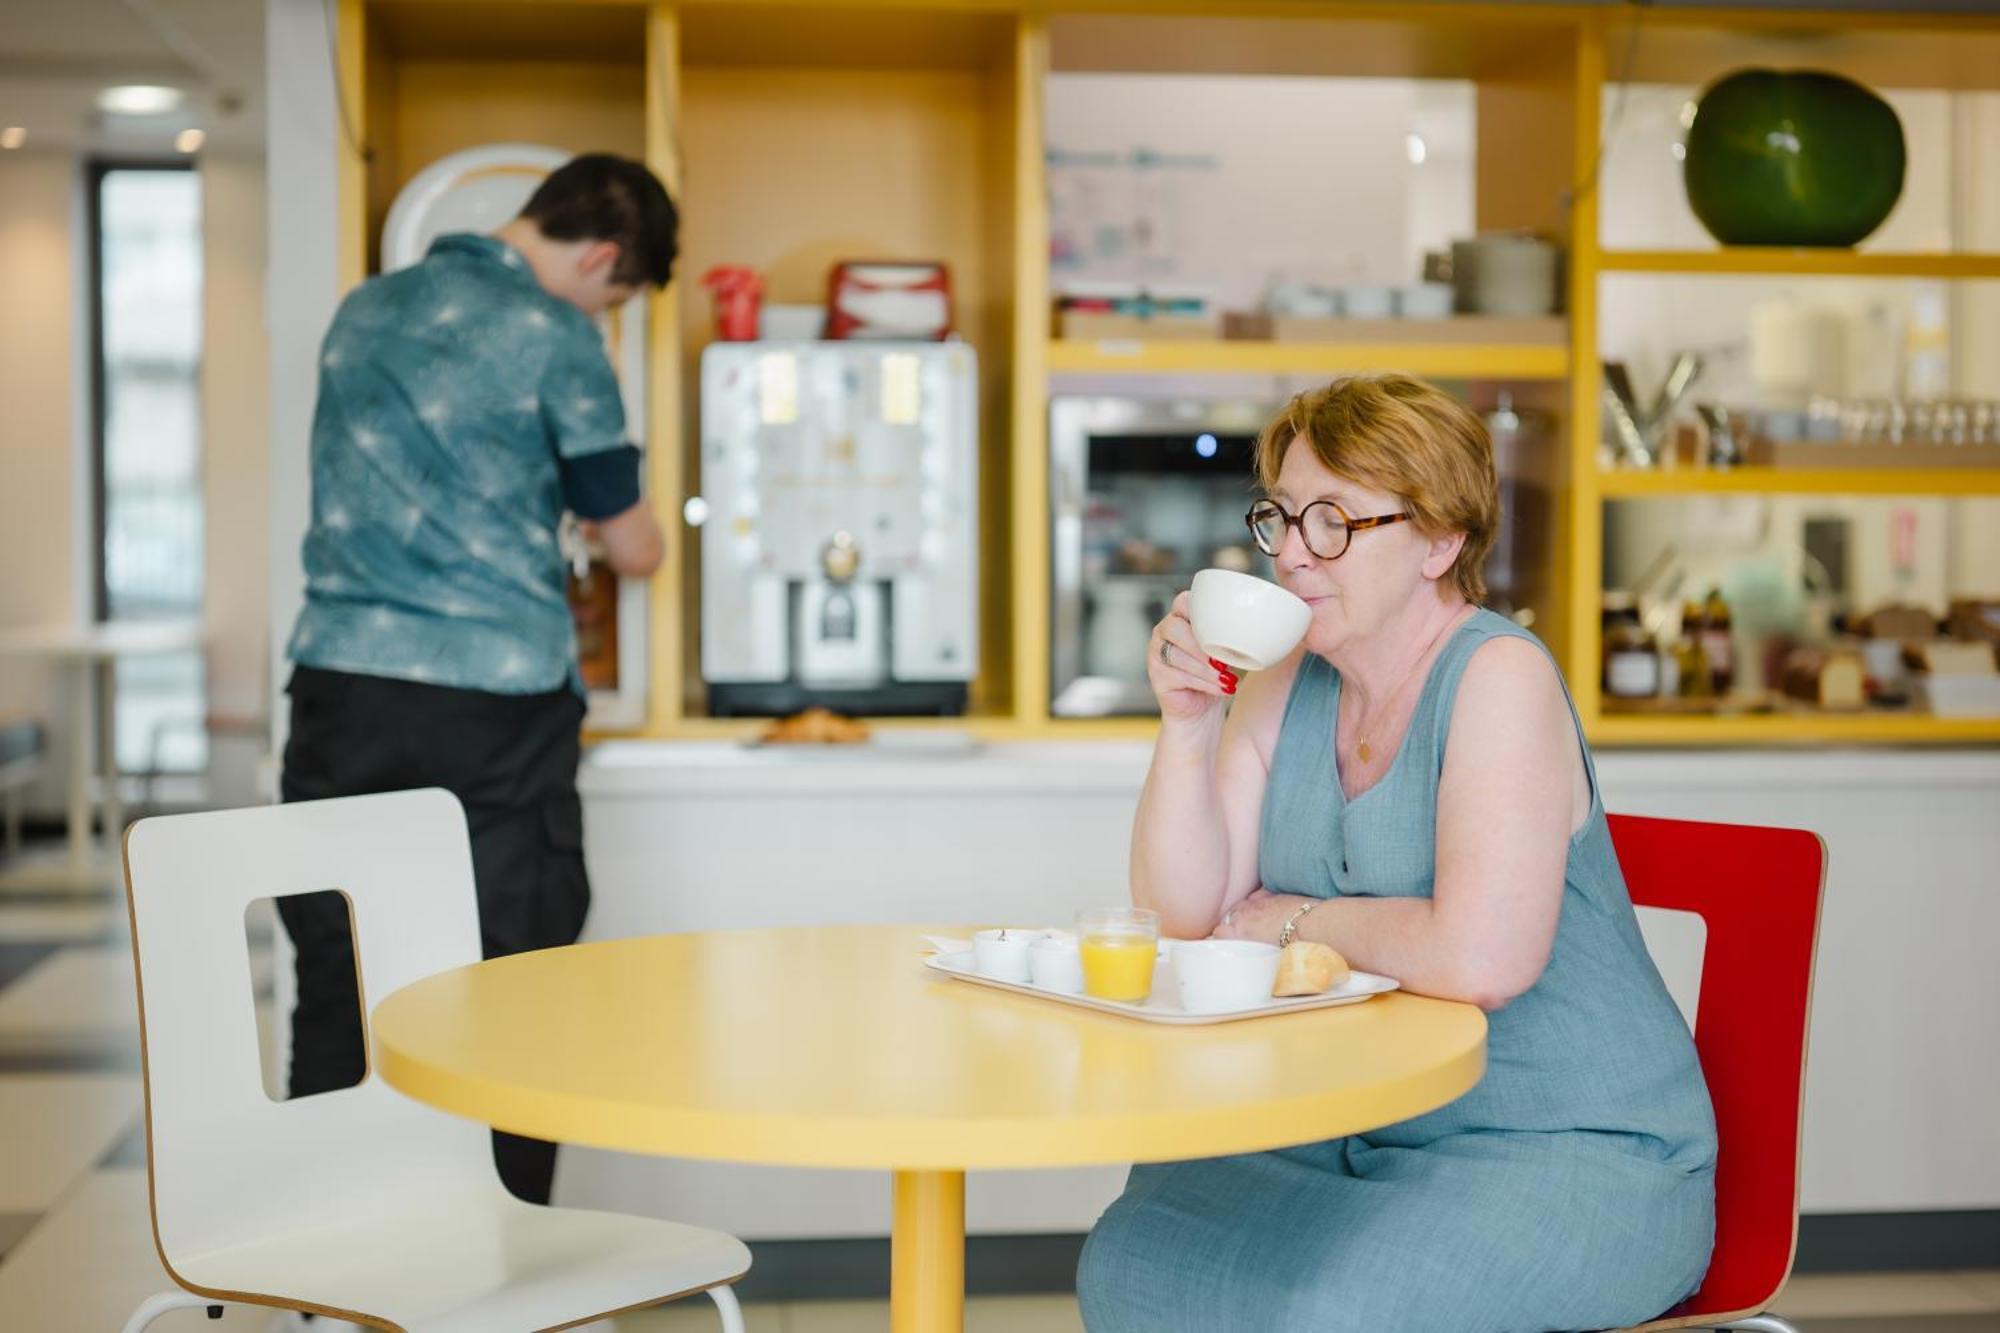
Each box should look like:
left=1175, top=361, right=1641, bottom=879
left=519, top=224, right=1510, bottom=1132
left=557, top=740, right=2000, bottom=1239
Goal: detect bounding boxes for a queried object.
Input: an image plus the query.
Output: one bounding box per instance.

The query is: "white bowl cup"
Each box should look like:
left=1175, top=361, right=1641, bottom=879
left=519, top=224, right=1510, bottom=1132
left=1028, top=933, right=1085, bottom=993
left=1394, top=282, right=1456, bottom=318
left=972, top=929, right=1034, bottom=983
left=1188, top=568, right=1313, bottom=672
left=1340, top=285, right=1395, bottom=319
left=1172, top=939, right=1284, bottom=1014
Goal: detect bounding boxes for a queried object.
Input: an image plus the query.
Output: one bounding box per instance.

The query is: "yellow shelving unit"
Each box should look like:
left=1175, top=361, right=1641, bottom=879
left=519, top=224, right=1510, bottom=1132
left=1569, top=6, right=2000, bottom=747
left=1046, top=339, right=1569, bottom=381
left=331, top=0, right=1999, bottom=748
left=1599, top=250, right=2000, bottom=280
left=1599, top=468, right=2000, bottom=498
left=1593, top=713, right=2000, bottom=747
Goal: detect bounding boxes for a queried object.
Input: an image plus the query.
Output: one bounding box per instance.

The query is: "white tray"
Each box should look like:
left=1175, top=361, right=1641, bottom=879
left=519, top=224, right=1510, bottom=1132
left=923, top=948, right=1398, bottom=1025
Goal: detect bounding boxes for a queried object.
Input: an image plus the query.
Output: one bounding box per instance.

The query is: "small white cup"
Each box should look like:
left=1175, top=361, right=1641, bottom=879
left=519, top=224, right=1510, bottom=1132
left=1188, top=568, right=1312, bottom=672
left=1394, top=282, right=1455, bottom=318
left=1172, top=939, right=1283, bottom=1014
left=1028, top=932, right=1085, bottom=993
left=972, top=928, right=1034, bottom=983
left=1340, top=285, right=1395, bottom=319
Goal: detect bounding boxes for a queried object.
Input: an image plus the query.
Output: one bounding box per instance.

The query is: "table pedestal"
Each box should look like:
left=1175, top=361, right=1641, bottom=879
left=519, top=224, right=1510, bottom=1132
left=891, top=1169, right=965, bottom=1333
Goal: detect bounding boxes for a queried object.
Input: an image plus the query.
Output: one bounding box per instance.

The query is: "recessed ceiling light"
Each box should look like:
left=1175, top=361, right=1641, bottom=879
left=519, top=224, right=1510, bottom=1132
left=0, top=127, right=25, bottom=150
left=175, top=128, right=206, bottom=154
left=1405, top=132, right=1428, bottom=166
left=98, top=85, right=184, bottom=116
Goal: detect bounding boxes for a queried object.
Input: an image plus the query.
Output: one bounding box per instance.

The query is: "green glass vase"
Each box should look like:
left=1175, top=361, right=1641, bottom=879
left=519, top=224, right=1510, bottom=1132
left=1683, top=68, right=1906, bottom=248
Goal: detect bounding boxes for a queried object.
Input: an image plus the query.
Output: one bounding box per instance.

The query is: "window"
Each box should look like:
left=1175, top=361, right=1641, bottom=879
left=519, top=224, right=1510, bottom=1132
left=90, top=163, right=205, bottom=773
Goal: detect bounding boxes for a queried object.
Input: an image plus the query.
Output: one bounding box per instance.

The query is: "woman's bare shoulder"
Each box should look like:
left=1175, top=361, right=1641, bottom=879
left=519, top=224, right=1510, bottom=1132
left=1462, top=629, right=1564, bottom=689
left=1449, top=631, right=1574, bottom=748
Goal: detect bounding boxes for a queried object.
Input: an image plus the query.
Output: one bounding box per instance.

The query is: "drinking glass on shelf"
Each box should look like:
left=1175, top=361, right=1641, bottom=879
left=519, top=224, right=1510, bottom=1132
left=1940, top=401, right=1969, bottom=446
left=1839, top=399, right=1869, bottom=445
left=1884, top=401, right=1908, bottom=446
left=1910, top=401, right=1936, bottom=446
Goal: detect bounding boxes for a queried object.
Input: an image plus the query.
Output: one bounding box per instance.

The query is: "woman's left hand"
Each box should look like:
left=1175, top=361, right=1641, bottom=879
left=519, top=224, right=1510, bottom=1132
left=1211, top=888, right=1313, bottom=945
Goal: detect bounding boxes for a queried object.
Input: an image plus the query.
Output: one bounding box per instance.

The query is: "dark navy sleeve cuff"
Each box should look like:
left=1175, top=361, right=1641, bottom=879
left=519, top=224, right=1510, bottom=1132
left=559, top=444, right=643, bottom=520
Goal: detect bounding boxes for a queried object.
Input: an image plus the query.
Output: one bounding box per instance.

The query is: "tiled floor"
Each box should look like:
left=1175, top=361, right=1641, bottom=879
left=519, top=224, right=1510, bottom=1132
left=0, top=848, right=1993, bottom=1332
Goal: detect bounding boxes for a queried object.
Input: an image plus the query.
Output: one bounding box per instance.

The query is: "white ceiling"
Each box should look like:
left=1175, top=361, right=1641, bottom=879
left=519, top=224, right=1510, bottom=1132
left=0, top=0, right=266, bottom=155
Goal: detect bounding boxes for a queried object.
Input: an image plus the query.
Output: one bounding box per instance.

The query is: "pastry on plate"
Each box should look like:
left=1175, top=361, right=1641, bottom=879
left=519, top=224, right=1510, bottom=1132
left=1272, top=941, right=1351, bottom=997
left=758, top=706, right=871, bottom=745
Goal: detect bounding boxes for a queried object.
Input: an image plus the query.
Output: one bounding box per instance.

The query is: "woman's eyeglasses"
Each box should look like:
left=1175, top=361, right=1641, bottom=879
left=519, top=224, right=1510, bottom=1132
left=1245, top=499, right=1412, bottom=561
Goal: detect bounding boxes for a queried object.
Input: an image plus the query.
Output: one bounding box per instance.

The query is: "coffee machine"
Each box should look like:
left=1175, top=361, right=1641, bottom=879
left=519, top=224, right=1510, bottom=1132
left=699, top=342, right=979, bottom=715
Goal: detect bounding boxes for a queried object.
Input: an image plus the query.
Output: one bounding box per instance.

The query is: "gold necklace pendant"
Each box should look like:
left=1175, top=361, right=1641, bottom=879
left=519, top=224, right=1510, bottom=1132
left=1357, top=739, right=1372, bottom=763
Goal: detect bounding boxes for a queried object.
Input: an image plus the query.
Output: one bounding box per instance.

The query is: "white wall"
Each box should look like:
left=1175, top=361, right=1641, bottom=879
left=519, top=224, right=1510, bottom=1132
left=0, top=152, right=84, bottom=804
left=0, top=148, right=272, bottom=815
left=201, top=152, right=274, bottom=801
left=264, top=0, right=345, bottom=737
left=1045, top=73, right=1473, bottom=308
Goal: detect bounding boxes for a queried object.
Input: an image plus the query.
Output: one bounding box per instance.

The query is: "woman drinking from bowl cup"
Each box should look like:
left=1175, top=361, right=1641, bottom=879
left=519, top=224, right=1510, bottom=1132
left=1077, top=375, right=1715, bottom=1332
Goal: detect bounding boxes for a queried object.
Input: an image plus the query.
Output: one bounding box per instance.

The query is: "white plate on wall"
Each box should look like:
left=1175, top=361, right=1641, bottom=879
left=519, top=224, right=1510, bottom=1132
left=381, top=143, right=651, bottom=730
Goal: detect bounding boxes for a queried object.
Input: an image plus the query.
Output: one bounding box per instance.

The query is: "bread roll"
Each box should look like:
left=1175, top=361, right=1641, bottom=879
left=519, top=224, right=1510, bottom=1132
left=1272, top=941, right=1350, bottom=997
left=759, top=707, right=870, bottom=745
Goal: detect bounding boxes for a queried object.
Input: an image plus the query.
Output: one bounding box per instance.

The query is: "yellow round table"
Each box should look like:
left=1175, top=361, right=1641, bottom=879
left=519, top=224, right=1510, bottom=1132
left=371, top=924, right=1486, bottom=1332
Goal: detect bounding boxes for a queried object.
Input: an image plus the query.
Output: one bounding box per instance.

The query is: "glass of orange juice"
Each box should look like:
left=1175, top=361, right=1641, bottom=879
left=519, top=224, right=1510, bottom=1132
left=1077, top=907, right=1160, bottom=1002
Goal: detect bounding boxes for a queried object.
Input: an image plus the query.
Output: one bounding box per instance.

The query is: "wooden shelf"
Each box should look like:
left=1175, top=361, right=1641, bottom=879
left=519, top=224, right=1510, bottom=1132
left=1590, top=711, right=2000, bottom=747
left=1599, top=250, right=2000, bottom=280
left=1048, top=8, right=1583, bottom=81
left=1598, top=467, right=2000, bottom=498
left=1606, top=10, right=2000, bottom=95
left=608, top=715, right=1164, bottom=743
left=1047, top=339, right=1568, bottom=380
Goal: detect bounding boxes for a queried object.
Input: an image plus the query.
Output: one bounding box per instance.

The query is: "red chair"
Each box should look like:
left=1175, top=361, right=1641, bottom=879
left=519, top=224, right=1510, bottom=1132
left=1609, top=814, right=1826, bottom=1333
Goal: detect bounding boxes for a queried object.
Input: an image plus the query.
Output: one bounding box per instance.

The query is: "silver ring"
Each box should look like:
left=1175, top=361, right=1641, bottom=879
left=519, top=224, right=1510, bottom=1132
left=1159, top=640, right=1173, bottom=666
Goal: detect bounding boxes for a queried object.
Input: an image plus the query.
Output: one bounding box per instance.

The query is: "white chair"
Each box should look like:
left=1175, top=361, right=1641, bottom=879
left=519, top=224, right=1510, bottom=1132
left=120, top=788, right=750, bottom=1332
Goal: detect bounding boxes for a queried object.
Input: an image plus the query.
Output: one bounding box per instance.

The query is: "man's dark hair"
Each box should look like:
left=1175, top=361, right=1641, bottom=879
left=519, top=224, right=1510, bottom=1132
left=519, top=153, right=679, bottom=288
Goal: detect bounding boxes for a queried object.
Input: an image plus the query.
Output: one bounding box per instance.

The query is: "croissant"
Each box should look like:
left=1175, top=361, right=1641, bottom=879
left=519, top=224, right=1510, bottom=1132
left=759, top=707, right=870, bottom=745
left=1272, top=941, right=1350, bottom=997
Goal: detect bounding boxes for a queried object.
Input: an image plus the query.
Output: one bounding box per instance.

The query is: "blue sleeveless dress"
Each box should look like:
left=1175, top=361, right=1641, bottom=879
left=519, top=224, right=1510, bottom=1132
left=1077, top=610, right=1716, bottom=1332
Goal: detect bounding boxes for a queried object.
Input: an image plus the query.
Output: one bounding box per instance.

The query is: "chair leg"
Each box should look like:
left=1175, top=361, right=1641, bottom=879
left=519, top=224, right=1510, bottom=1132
left=1714, top=1317, right=1802, bottom=1333
left=708, top=1283, right=746, bottom=1333
left=122, top=1290, right=221, bottom=1332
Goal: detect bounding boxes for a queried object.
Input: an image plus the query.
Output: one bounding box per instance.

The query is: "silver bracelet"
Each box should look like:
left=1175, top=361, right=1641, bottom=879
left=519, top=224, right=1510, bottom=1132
left=1277, top=898, right=1321, bottom=948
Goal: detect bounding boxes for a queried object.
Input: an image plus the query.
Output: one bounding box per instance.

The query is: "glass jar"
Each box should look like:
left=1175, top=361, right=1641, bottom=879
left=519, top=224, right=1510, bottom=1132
left=1602, top=594, right=1660, bottom=699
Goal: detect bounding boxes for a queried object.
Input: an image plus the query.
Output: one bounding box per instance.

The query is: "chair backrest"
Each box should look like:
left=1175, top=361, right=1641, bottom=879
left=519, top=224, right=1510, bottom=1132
left=1608, top=813, right=1826, bottom=1324
left=123, top=789, right=502, bottom=1266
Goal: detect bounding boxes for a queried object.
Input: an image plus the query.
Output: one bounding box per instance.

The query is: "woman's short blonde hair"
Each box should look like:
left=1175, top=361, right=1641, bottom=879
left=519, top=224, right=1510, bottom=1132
left=1253, top=374, right=1499, bottom=604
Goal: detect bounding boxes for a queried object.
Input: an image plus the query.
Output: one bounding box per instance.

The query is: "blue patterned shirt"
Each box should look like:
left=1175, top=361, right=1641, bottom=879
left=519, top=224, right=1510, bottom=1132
left=286, top=232, right=641, bottom=696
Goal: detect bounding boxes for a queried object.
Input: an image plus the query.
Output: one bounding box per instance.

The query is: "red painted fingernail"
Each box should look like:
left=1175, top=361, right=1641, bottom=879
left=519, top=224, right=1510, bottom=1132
left=1222, top=682, right=1237, bottom=696
left=1208, top=658, right=1229, bottom=672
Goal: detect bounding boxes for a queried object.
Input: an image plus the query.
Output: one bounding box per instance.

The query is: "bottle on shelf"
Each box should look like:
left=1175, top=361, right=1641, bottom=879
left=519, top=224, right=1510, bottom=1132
left=1676, top=599, right=1713, bottom=700
left=1602, top=593, right=1660, bottom=701
left=1701, top=586, right=1735, bottom=695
